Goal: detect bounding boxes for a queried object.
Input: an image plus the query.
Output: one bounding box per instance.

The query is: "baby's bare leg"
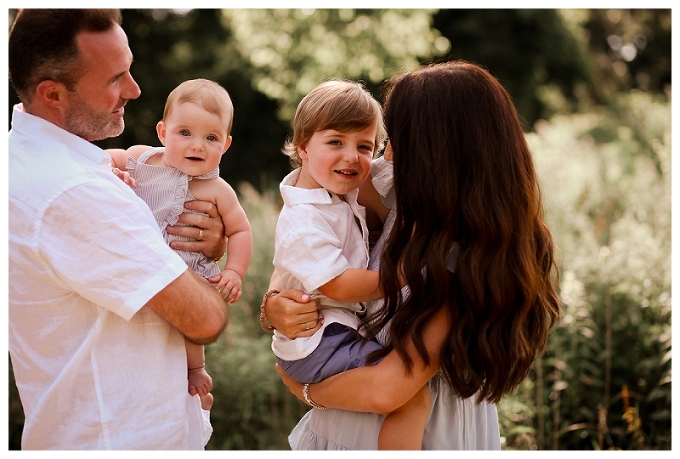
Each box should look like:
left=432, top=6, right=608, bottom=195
left=186, top=339, right=213, bottom=399
left=378, top=385, right=431, bottom=450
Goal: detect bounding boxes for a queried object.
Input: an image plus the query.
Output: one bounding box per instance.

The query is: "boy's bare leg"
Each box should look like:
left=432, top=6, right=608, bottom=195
left=378, top=385, right=431, bottom=450
left=186, top=339, right=213, bottom=409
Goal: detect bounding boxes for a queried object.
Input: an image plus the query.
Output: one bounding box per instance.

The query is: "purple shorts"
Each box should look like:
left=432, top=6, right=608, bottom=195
left=277, top=322, right=384, bottom=384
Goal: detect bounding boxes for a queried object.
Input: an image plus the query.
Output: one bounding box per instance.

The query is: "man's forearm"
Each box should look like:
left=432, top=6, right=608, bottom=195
left=146, top=269, right=228, bottom=344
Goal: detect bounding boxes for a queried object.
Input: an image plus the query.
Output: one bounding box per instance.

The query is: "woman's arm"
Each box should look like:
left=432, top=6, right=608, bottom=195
left=277, top=303, right=452, bottom=413
left=358, top=173, right=389, bottom=232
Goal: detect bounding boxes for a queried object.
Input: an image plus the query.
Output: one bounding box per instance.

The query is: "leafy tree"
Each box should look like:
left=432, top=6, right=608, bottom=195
left=432, top=9, right=594, bottom=127
left=582, top=9, right=671, bottom=96
left=224, top=9, right=447, bottom=121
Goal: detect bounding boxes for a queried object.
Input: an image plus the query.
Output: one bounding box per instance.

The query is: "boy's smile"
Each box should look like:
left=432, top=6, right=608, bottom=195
left=295, top=126, right=377, bottom=196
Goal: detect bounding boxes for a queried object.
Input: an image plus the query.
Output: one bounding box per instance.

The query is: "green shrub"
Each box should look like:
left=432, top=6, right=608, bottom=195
left=499, top=91, right=671, bottom=450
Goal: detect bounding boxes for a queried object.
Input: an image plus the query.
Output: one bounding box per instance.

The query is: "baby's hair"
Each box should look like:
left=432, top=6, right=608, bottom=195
left=282, top=79, right=386, bottom=168
left=163, top=78, right=234, bottom=135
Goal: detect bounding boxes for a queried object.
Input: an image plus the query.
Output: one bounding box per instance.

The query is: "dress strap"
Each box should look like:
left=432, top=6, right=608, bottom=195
left=136, top=147, right=165, bottom=164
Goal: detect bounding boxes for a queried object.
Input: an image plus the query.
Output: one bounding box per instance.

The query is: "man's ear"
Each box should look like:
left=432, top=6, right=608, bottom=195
left=156, top=121, right=167, bottom=145
left=35, top=80, right=68, bottom=109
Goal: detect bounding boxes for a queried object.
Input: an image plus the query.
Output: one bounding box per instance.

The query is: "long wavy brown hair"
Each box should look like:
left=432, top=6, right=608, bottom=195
left=366, top=60, right=561, bottom=404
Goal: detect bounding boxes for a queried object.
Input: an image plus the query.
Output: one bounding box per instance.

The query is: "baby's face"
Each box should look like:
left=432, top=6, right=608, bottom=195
left=157, top=101, right=232, bottom=176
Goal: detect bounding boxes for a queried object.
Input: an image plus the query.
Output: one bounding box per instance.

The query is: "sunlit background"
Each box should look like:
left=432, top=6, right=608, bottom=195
left=7, top=8, right=671, bottom=450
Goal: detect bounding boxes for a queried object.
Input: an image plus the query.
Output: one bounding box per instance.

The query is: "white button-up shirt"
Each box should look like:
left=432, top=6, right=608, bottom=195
left=272, top=168, right=370, bottom=361
left=8, top=105, right=207, bottom=449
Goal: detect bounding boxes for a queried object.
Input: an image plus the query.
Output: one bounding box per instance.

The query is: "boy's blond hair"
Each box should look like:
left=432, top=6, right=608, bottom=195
left=163, top=78, right=234, bottom=135
left=283, top=79, right=387, bottom=168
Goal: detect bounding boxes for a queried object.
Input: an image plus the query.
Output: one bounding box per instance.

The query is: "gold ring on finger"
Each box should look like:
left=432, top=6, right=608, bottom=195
left=197, top=229, right=204, bottom=241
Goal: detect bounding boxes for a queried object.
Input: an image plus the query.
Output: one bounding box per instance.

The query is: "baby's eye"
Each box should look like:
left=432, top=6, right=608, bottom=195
left=180, top=129, right=190, bottom=136
left=207, top=135, right=218, bottom=142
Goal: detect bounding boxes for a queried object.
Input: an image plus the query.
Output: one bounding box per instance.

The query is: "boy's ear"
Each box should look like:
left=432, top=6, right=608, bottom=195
left=298, top=144, right=308, bottom=160
left=156, top=121, right=167, bottom=145
left=222, top=135, right=233, bottom=154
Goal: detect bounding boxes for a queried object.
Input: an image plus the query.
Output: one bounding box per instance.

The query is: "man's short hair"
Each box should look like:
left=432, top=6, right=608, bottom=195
left=8, top=9, right=122, bottom=105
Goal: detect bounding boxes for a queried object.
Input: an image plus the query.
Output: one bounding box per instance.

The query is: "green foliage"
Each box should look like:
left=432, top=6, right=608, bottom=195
left=432, top=9, right=594, bottom=126
left=498, top=90, right=671, bottom=450
left=224, top=9, right=447, bottom=121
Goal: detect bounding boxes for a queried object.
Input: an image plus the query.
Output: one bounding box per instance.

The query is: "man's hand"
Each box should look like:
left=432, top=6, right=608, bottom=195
left=166, top=199, right=227, bottom=260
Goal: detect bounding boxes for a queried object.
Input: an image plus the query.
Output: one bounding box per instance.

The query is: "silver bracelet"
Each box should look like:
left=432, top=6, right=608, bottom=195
left=302, top=383, right=326, bottom=410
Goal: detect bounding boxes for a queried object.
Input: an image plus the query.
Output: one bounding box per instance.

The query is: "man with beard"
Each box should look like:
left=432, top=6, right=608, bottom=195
left=8, top=9, right=229, bottom=449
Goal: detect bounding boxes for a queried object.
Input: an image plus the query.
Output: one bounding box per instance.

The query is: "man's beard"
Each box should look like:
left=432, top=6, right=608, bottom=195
left=64, top=91, right=125, bottom=142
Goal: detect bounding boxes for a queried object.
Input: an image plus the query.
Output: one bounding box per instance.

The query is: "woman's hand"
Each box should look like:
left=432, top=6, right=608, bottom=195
left=166, top=199, right=227, bottom=260
left=265, top=289, right=322, bottom=338
left=275, top=363, right=306, bottom=403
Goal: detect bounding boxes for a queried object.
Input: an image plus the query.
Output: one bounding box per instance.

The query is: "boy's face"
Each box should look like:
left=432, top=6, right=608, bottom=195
left=156, top=101, right=232, bottom=176
left=295, top=125, right=376, bottom=196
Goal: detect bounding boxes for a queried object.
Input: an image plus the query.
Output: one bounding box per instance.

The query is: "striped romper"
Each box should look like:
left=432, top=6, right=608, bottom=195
left=127, top=147, right=221, bottom=279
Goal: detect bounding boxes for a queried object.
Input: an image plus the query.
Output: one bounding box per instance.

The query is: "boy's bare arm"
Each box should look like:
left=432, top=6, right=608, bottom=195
left=319, top=268, right=383, bottom=303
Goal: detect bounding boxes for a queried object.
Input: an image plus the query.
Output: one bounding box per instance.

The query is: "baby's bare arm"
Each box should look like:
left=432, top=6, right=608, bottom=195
left=213, top=180, right=252, bottom=279
left=106, top=145, right=154, bottom=170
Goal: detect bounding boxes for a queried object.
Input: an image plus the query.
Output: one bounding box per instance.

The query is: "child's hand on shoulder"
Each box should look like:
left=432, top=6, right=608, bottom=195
left=210, top=269, right=243, bottom=304
left=110, top=162, right=136, bottom=188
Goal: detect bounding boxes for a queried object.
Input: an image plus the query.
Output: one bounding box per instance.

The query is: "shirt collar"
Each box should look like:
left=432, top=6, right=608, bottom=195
left=11, top=104, right=112, bottom=167
left=279, top=168, right=360, bottom=207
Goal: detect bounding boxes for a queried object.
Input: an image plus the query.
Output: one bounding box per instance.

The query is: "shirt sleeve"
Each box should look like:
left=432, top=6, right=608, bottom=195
left=37, top=181, right=188, bottom=321
left=274, top=214, right=351, bottom=293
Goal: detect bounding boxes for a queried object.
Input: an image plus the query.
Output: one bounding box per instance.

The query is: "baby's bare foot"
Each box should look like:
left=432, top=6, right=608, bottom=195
left=200, top=393, right=214, bottom=411
left=188, top=367, right=213, bottom=396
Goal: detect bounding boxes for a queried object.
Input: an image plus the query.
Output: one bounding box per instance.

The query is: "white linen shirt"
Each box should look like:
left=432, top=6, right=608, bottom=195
left=8, top=105, right=207, bottom=449
left=272, top=168, right=370, bottom=361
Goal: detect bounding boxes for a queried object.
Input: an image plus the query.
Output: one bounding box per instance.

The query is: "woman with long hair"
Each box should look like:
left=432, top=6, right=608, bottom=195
left=264, top=60, right=561, bottom=449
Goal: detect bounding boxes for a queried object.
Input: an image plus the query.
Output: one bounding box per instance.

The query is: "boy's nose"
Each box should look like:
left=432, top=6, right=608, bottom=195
left=343, top=147, right=359, bottom=162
